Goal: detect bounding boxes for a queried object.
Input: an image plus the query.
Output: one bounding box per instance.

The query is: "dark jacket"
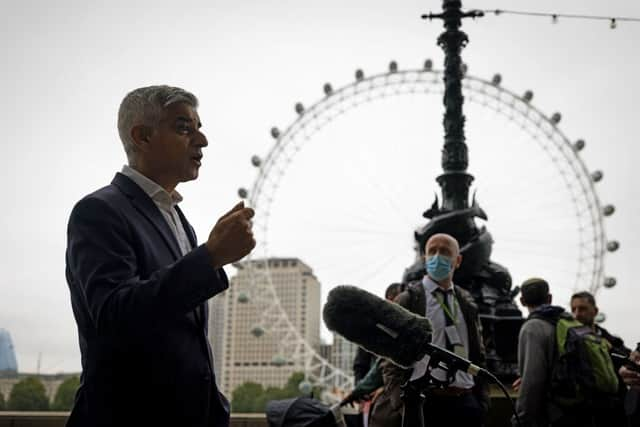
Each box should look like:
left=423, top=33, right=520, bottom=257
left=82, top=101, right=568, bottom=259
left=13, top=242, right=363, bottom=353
left=596, top=325, right=630, bottom=358
left=65, top=173, right=230, bottom=427
left=353, top=347, right=376, bottom=384
left=368, top=279, right=489, bottom=427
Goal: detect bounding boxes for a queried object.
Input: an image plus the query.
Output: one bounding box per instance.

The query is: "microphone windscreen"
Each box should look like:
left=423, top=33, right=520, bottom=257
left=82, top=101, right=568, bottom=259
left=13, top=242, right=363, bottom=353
left=323, top=285, right=432, bottom=368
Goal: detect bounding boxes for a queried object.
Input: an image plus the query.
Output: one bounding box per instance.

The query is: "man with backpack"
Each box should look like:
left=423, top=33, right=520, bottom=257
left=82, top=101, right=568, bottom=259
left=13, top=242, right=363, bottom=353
left=514, top=278, right=621, bottom=427
left=570, top=291, right=630, bottom=357
left=571, top=291, right=629, bottom=425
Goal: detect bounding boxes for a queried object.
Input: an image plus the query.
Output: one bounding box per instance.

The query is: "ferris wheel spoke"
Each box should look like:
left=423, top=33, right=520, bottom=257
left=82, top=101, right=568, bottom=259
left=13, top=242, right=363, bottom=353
left=491, top=218, right=586, bottom=230
left=488, top=187, right=581, bottom=209
left=286, top=200, right=415, bottom=233
left=342, top=164, right=417, bottom=226
left=287, top=224, right=408, bottom=237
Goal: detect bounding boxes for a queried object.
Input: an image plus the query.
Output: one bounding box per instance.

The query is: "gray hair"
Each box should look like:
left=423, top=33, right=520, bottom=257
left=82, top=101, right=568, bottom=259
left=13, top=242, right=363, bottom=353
left=117, top=85, right=199, bottom=163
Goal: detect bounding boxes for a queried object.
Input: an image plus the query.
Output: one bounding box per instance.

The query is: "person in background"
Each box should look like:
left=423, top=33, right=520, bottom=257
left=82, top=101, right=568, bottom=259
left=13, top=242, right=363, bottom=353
left=513, top=278, right=562, bottom=427
left=368, top=234, right=488, bottom=427
left=346, top=283, right=406, bottom=426
left=570, top=291, right=630, bottom=356
left=570, top=291, right=629, bottom=426
left=620, top=346, right=640, bottom=426
left=352, top=283, right=405, bottom=384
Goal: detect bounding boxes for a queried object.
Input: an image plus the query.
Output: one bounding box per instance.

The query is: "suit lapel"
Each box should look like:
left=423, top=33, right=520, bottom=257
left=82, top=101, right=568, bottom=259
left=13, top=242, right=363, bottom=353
left=113, top=173, right=207, bottom=331
left=175, top=205, right=207, bottom=329
left=112, top=173, right=182, bottom=260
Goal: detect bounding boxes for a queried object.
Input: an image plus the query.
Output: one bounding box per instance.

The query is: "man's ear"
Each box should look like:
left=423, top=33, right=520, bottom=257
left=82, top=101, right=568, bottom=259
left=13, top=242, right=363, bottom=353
left=455, top=254, right=462, bottom=268
left=547, top=294, right=552, bottom=304
left=130, top=124, right=154, bottom=152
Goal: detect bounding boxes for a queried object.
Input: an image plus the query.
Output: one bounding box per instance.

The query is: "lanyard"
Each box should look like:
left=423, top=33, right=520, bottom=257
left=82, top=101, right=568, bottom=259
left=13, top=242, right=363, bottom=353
left=435, top=291, right=457, bottom=323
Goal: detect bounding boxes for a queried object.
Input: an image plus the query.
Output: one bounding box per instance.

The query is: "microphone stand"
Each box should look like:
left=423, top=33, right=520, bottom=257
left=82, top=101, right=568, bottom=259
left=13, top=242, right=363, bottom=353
left=400, top=351, right=458, bottom=427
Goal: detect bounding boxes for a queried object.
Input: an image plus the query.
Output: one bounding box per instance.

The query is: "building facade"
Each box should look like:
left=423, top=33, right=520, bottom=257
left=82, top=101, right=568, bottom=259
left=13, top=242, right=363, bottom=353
left=0, top=329, right=18, bottom=374
left=330, top=333, right=358, bottom=377
left=208, top=258, right=321, bottom=397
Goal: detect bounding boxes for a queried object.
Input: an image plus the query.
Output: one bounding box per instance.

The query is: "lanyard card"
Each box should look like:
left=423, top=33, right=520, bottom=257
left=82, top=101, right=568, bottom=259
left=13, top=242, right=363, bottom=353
left=444, top=325, right=463, bottom=346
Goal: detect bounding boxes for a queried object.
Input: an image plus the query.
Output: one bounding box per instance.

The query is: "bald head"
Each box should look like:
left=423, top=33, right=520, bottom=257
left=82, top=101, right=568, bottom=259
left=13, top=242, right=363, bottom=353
left=425, top=233, right=460, bottom=258
left=424, top=233, right=462, bottom=287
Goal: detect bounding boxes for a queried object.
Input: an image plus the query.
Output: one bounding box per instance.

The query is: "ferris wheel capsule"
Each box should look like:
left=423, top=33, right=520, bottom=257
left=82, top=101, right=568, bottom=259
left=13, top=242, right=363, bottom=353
left=595, top=312, right=606, bottom=323
left=591, top=170, right=603, bottom=182
left=602, top=205, right=615, bottom=216
left=295, top=103, right=305, bottom=115
left=491, top=73, right=502, bottom=86
left=251, top=155, right=262, bottom=167
left=271, top=127, right=281, bottom=139
left=323, top=83, right=333, bottom=96
left=355, top=69, right=364, bottom=81
left=389, top=61, right=398, bottom=73
left=604, top=277, right=617, bottom=288
left=272, top=355, right=287, bottom=366
left=551, top=112, right=562, bottom=125
left=606, top=241, right=619, bottom=252
left=573, top=139, right=586, bottom=151
left=238, top=188, right=248, bottom=199
left=299, top=380, right=312, bottom=395
left=424, top=59, right=433, bottom=71
left=251, top=326, right=265, bottom=338
left=523, top=90, right=534, bottom=103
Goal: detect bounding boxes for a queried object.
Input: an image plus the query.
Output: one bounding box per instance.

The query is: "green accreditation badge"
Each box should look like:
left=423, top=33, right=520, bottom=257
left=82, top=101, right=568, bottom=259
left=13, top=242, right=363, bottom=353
left=453, top=344, right=467, bottom=358
left=444, top=325, right=467, bottom=358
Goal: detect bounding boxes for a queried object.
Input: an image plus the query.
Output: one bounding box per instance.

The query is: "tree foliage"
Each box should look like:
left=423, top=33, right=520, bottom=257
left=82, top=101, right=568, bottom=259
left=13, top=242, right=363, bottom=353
left=231, top=371, right=320, bottom=413
left=231, top=381, right=265, bottom=413
left=7, top=377, right=49, bottom=411
left=52, top=376, right=80, bottom=411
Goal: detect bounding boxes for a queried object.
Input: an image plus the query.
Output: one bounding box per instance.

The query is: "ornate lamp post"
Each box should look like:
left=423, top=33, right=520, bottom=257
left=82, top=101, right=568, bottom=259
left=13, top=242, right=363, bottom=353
left=403, top=0, right=522, bottom=379
left=426, top=1, right=483, bottom=211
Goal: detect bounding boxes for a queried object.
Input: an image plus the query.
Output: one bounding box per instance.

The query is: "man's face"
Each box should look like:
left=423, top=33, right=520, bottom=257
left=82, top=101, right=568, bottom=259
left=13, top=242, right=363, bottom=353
left=424, top=235, right=462, bottom=270
left=145, top=102, right=207, bottom=185
left=571, top=297, right=598, bottom=326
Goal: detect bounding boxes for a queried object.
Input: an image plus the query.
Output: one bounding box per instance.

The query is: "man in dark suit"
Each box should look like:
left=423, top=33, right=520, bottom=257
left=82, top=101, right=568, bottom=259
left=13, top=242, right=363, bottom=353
left=65, top=85, right=255, bottom=427
left=369, top=233, right=488, bottom=427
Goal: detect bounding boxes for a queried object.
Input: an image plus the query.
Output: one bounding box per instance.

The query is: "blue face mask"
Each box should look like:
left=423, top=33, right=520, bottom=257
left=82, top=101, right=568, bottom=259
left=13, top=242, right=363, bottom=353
left=425, top=255, right=454, bottom=281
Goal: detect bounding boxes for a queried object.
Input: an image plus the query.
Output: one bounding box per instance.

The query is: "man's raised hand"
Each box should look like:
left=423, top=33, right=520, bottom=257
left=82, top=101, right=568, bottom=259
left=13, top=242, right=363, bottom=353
left=206, top=201, right=256, bottom=268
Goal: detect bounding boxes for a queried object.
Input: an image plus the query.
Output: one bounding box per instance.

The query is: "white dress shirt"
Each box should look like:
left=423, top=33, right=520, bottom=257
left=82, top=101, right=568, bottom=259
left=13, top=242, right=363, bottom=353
left=410, top=276, right=475, bottom=389
left=121, top=165, right=193, bottom=256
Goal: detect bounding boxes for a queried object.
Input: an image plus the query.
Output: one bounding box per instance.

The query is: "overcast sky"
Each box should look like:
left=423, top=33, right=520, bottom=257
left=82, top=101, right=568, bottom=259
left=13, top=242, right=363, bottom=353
left=1, top=0, right=639, bottom=373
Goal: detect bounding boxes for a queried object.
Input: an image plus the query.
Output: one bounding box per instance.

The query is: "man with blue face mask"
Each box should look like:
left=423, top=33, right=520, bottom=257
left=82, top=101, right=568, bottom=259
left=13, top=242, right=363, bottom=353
left=369, top=233, right=489, bottom=427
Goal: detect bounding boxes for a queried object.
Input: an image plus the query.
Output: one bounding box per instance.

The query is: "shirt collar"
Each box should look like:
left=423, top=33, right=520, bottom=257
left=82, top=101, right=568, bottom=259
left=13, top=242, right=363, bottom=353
left=422, top=275, right=455, bottom=294
left=121, top=165, right=183, bottom=208
left=530, top=303, right=551, bottom=313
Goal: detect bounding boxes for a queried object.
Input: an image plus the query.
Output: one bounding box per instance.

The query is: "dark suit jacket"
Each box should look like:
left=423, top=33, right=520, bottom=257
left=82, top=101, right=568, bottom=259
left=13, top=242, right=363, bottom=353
left=65, top=173, right=230, bottom=427
left=369, top=279, right=489, bottom=427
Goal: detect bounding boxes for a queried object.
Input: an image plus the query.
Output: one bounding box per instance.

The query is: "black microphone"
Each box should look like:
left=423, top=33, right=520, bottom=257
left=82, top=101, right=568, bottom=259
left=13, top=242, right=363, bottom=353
left=323, top=285, right=486, bottom=377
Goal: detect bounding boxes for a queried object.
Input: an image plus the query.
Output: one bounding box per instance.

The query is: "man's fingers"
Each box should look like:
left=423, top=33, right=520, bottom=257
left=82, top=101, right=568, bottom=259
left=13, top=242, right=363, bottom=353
left=222, top=207, right=255, bottom=225
left=219, top=201, right=245, bottom=221
left=240, top=207, right=255, bottom=220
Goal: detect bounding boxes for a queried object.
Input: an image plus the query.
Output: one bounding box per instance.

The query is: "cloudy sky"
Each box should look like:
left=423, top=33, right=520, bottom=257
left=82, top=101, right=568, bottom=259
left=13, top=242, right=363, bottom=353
left=1, top=0, right=639, bottom=373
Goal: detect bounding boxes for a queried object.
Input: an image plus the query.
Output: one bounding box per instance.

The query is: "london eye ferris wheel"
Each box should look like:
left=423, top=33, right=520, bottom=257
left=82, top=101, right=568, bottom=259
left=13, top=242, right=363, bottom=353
left=229, top=3, right=620, bottom=399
